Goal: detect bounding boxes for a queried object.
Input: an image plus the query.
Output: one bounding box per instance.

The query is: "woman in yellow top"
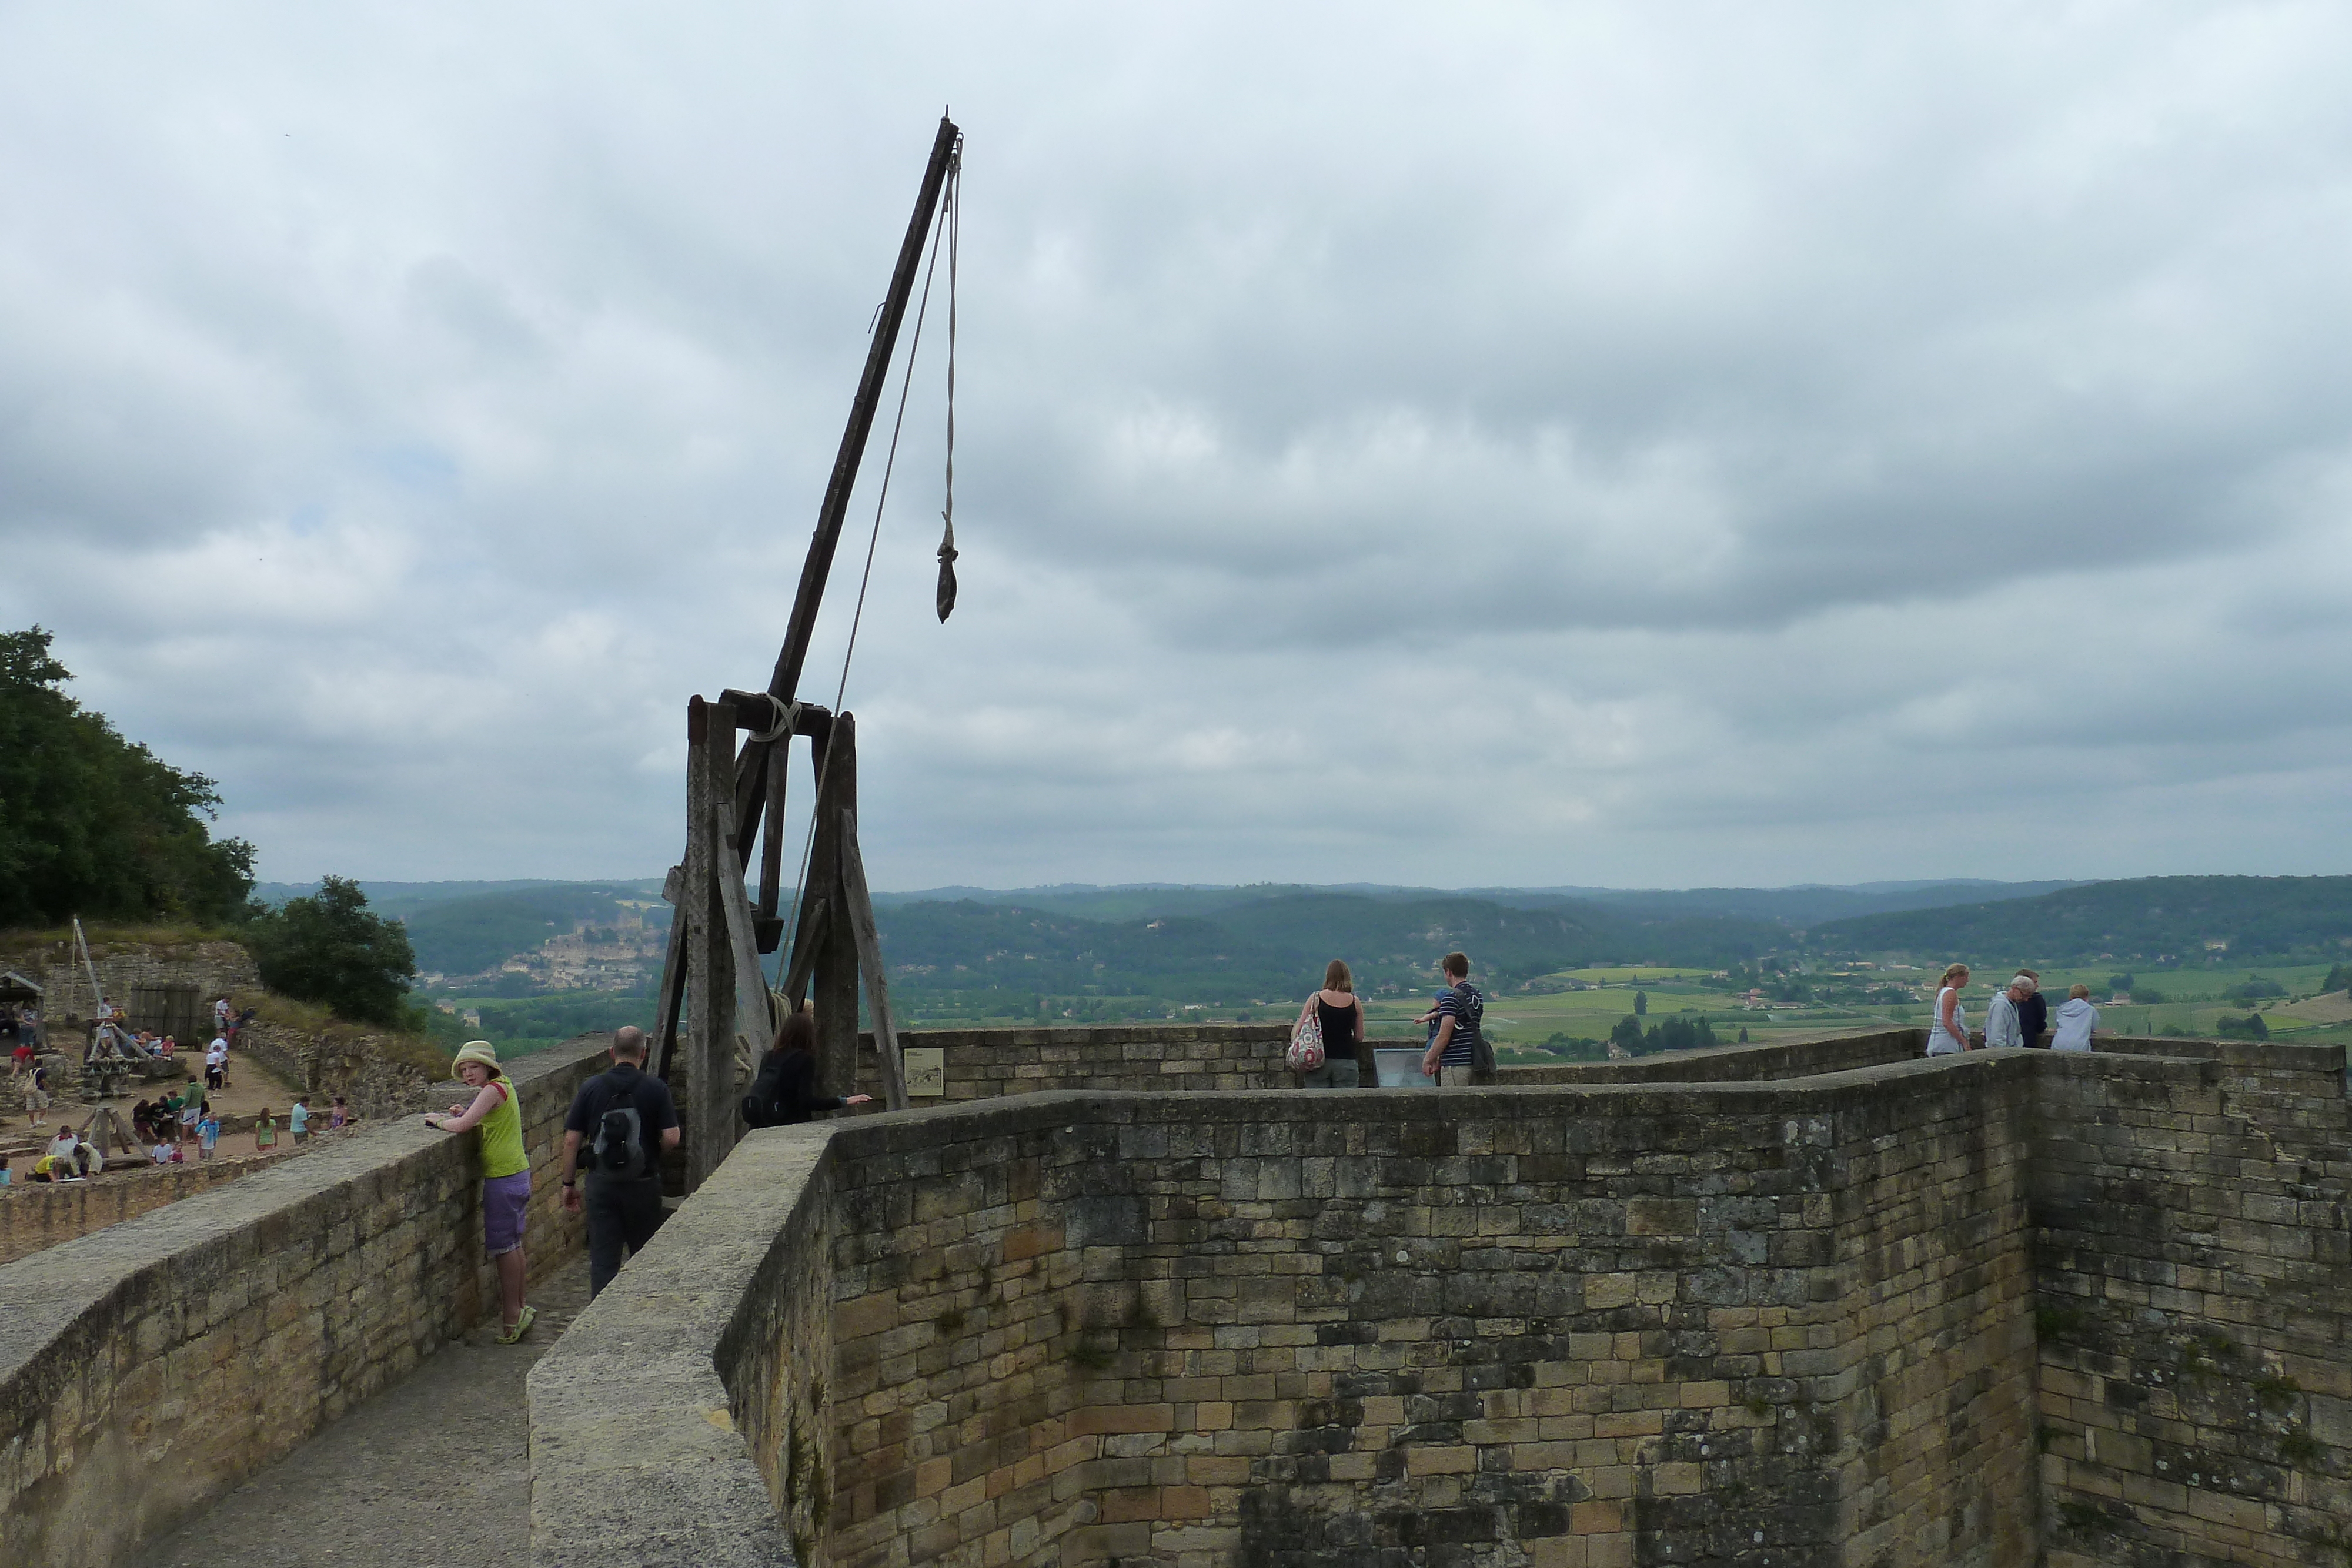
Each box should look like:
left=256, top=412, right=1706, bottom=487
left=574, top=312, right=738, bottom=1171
left=426, top=1041, right=536, bottom=1342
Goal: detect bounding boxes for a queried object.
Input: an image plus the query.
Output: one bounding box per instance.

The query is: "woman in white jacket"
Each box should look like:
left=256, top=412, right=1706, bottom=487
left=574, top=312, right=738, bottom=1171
left=1926, top=964, right=1971, bottom=1055
left=2050, top=984, right=2100, bottom=1052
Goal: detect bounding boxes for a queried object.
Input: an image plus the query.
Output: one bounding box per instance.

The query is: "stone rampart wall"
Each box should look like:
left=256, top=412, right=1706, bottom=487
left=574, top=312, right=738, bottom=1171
left=1830, top=1054, right=2038, bottom=1564
left=231, top=1016, right=436, bottom=1119
left=530, top=1034, right=2350, bottom=1568
left=0, top=1033, right=610, bottom=1568
left=848, top=1022, right=1919, bottom=1106
left=1499, top=1027, right=1923, bottom=1085
left=0, top=936, right=258, bottom=1024
left=851, top=1022, right=1305, bottom=1100
left=2032, top=1041, right=2352, bottom=1567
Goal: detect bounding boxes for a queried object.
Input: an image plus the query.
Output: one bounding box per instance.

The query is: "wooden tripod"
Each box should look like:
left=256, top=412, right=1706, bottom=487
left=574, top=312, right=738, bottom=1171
left=653, top=116, right=958, bottom=1191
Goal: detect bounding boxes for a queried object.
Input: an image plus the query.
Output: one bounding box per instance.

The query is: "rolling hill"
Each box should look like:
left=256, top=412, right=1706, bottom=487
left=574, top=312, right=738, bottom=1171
left=1810, top=875, right=2352, bottom=965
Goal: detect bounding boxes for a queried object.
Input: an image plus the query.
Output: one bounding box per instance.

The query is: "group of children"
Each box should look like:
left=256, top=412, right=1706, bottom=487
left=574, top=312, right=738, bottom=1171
left=128, top=1089, right=351, bottom=1162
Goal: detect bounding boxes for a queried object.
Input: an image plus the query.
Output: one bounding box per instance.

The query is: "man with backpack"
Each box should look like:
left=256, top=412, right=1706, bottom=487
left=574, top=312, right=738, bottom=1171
left=1418, top=951, right=1489, bottom=1086
left=557, top=1026, right=681, bottom=1298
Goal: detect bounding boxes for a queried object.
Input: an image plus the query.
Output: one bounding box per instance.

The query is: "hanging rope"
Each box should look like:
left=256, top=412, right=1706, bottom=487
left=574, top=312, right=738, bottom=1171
left=773, top=142, right=961, bottom=986
left=936, top=143, right=961, bottom=623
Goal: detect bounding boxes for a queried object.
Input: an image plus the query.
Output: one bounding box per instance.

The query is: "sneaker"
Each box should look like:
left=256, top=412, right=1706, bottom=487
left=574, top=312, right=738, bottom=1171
left=496, top=1304, right=537, bottom=1345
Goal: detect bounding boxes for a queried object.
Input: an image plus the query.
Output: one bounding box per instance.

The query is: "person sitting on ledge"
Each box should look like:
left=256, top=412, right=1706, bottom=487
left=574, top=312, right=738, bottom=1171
left=744, top=1009, right=873, bottom=1128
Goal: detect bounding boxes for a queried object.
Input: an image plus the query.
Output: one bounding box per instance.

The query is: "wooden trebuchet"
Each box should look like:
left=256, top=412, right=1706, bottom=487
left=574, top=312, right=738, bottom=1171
left=839, top=807, right=910, bottom=1112
left=654, top=119, right=961, bottom=1143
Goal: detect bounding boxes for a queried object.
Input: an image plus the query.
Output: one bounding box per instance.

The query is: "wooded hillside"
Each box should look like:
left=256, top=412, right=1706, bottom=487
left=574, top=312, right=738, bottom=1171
left=1810, top=875, right=2352, bottom=962
left=0, top=627, right=253, bottom=928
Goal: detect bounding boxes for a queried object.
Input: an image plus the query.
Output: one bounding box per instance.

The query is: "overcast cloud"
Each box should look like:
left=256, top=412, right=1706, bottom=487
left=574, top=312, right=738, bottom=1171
left=5, top=3, right=2351, bottom=890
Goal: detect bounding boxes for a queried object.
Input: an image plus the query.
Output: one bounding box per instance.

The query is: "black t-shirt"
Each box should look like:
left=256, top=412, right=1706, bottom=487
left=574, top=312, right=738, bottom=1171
left=563, top=1063, right=679, bottom=1178
left=748, top=1048, right=843, bottom=1126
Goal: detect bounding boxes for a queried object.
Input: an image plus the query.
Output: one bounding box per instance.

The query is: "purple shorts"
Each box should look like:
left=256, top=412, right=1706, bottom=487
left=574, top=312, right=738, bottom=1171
left=482, top=1171, right=532, bottom=1256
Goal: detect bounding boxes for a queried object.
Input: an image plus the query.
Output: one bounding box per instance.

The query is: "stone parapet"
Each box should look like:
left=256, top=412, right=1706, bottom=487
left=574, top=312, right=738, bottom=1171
left=851, top=1022, right=1302, bottom=1100
left=0, top=1032, right=612, bottom=1568
left=529, top=1034, right=2350, bottom=1568
left=2032, top=1041, right=2352, bottom=1566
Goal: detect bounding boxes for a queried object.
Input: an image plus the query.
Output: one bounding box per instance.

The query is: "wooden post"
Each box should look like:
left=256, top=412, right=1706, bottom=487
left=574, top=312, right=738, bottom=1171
left=839, top=808, right=910, bottom=1112
left=808, top=713, right=861, bottom=1100
left=782, top=897, right=829, bottom=1010
left=756, top=738, right=789, bottom=951
left=681, top=696, right=739, bottom=1192
left=711, top=800, right=777, bottom=1076
left=652, top=863, right=688, bottom=1084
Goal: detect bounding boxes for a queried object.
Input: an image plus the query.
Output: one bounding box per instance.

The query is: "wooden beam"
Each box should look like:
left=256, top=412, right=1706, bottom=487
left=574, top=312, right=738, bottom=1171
left=712, top=800, right=777, bottom=1080
left=652, top=865, right=689, bottom=1084
left=719, top=697, right=833, bottom=868
left=729, top=734, right=766, bottom=865
left=756, top=722, right=789, bottom=936
left=764, top=118, right=961, bottom=712
left=682, top=696, right=739, bottom=1193
left=838, top=808, right=909, bottom=1112
left=782, top=897, right=828, bottom=1009
left=808, top=712, right=861, bottom=1101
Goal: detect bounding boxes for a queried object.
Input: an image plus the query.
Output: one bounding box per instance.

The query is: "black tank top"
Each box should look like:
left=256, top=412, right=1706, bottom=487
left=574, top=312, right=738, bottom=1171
left=1317, top=997, right=1359, bottom=1054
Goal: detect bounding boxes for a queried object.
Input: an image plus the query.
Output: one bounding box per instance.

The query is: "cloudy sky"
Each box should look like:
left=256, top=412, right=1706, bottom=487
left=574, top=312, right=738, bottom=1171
left=5, top=4, right=2350, bottom=890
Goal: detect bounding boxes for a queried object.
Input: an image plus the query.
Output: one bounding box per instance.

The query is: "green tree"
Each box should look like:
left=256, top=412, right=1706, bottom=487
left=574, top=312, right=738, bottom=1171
left=244, top=877, right=418, bottom=1025
left=0, top=627, right=255, bottom=927
left=2326, top=963, right=2351, bottom=995
left=1633, top=989, right=1648, bottom=1017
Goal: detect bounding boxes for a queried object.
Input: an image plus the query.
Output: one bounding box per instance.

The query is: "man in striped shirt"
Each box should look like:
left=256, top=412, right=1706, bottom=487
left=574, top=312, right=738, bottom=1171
left=1419, top=951, right=1483, bottom=1085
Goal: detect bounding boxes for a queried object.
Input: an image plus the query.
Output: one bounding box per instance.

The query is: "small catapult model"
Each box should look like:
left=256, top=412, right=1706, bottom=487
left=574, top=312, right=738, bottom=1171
left=653, top=116, right=962, bottom=1188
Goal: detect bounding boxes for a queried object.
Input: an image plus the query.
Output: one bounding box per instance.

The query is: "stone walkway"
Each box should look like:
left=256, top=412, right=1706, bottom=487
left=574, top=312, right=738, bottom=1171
left=137, top=1257, right=592, bottom=1568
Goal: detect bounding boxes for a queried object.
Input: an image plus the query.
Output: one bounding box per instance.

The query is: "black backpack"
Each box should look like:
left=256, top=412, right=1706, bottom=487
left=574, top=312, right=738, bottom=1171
left=592, top=1101, right=651, bottom=1179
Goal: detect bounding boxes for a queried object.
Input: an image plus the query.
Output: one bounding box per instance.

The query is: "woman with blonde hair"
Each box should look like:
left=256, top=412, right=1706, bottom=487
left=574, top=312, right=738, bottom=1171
left=1294, top=959, right=1365, bottom=1088
left=1926, top=964, right=1971, bottom=1056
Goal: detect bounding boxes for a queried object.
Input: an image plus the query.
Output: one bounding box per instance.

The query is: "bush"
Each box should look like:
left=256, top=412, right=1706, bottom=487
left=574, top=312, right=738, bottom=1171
left=2214, top=1012, right=2269, bottom=1041
left=1535, top=1032, right=1608, bottom=1062
left=2324, top=963, right=2351, bottom=995
left=1615, top=1013, right=1719, bottom=1057
left=2106, top=973, right=2134, bottom=994
left=242, top=876, right=418, bottom=1025
left=2227, top=977, right=2286, bottom=1001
